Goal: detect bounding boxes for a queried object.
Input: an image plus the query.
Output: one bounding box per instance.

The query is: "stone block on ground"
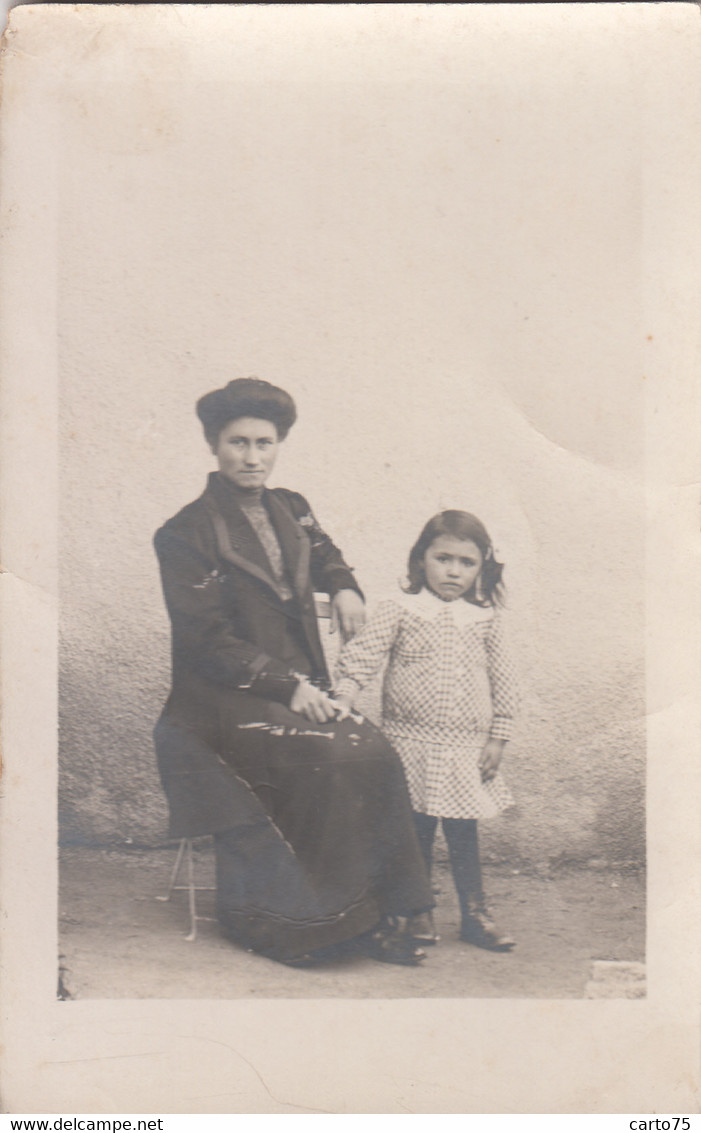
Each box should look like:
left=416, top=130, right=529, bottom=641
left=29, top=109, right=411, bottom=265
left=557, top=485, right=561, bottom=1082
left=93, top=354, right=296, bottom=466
left=584, top=959, right=646, bottom=998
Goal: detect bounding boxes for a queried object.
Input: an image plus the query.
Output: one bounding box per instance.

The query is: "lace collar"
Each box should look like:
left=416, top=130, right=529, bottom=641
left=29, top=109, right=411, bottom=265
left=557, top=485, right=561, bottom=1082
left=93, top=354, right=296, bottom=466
left=390, top=587, right=494, bottom=627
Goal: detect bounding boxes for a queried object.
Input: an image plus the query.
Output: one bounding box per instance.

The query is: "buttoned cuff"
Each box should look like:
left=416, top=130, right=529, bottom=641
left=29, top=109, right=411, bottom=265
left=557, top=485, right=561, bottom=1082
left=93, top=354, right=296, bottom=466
left=489, top=716, right=513, bottom=741
left=248, top=670, right=300, bottom=706
left=244, top=653, right=301, bottom=706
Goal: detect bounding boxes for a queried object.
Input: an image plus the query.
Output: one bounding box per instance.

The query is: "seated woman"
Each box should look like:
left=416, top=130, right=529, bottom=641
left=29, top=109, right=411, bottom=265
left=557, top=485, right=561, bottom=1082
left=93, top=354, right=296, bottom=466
left=153, top=378, right=433, bottom=966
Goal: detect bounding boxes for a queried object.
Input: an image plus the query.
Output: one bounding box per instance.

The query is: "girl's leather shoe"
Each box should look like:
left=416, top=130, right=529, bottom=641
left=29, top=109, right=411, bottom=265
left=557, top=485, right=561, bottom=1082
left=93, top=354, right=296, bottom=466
left=460, top=903, right=515, bottom=952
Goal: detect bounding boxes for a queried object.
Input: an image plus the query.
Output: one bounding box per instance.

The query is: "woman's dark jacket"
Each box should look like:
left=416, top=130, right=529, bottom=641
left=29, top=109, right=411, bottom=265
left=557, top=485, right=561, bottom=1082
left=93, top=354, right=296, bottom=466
left=153, top=471, right=361, bottom=838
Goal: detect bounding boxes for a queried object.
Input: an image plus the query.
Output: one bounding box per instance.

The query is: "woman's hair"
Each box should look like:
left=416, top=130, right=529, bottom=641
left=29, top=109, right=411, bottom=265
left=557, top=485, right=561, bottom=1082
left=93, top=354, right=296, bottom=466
left=196, top=378, right=297, bottom=445
left=405, top=510, right=505, bottom=606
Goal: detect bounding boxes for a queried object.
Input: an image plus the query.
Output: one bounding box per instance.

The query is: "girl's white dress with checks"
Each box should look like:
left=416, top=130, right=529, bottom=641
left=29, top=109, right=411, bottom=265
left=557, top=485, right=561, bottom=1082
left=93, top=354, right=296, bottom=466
left=335, top=588, right=519, bottom=820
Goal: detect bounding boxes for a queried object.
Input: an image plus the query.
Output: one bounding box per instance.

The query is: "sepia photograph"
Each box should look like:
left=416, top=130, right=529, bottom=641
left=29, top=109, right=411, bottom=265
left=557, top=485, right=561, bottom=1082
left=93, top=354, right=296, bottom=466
left=0, top=2, right=699, bottom=1114
left=54, top=0, right=646, bottom=1003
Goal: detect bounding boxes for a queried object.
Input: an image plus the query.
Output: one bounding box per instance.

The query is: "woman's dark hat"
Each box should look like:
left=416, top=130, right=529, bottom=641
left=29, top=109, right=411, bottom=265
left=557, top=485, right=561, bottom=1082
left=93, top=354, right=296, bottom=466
left=196, top=378, right=297, bottom=442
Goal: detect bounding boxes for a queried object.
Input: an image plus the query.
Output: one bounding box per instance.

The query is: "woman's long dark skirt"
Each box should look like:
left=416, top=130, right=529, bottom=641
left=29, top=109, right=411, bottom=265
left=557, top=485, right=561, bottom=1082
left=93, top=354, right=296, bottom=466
left=157, top=697, right=433, bottom=962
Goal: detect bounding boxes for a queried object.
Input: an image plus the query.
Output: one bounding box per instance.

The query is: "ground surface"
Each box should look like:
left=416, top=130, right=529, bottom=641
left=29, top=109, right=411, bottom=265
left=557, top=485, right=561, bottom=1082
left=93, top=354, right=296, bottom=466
left=59, top=846, right=645, bottom=1000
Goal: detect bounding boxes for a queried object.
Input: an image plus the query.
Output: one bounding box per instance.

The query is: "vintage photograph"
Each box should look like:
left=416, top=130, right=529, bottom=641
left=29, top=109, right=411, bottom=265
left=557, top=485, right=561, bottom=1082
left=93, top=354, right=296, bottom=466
left=53, top=4, right=646, bottom=1002
left=1, top=2, right=698, bottom=1115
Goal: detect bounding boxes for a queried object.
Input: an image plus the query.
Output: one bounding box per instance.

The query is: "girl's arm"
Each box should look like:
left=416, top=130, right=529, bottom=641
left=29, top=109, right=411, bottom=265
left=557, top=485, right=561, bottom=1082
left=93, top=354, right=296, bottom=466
left=479, top=612, right=520, bottom=781
left=334, top=599, right=401, bottom=708
left=484, top=610, right=520, bottom=742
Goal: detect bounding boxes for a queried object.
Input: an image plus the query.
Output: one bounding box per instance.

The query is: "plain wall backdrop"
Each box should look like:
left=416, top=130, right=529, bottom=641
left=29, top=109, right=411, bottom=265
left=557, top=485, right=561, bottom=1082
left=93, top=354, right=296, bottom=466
left=56, top=5, right=645, bottom=868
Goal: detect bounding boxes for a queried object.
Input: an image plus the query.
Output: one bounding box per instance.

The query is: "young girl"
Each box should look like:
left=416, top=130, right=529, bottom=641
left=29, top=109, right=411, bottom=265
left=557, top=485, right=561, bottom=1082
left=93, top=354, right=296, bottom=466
left=335, top=510, right=519, bottom=951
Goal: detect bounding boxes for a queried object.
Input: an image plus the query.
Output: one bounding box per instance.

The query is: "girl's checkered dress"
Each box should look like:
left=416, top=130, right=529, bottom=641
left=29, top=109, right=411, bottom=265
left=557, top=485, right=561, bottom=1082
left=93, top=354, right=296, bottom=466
left=335, top=588, right=519, bottom=820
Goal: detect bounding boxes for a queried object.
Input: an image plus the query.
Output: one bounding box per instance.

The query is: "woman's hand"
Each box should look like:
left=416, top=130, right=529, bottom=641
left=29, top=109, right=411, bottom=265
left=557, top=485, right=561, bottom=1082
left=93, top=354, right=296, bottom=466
left=479, top=738, right=506, bottom=783
left=330, top=589, right=366, bottom=643
left=290, top=680, right=338, bottom=724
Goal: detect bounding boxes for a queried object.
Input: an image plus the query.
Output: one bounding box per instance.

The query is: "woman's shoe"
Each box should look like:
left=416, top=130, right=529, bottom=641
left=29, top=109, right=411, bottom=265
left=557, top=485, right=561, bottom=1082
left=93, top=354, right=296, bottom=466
left=357, top=923, right=427, bottom=966
left=278, top=938, right=357, bottom=967
left=279, top=953, right=320, bottom=968
left=406, top=912, right=440, bottom=945
left=460, top=902, right=515, bottom=952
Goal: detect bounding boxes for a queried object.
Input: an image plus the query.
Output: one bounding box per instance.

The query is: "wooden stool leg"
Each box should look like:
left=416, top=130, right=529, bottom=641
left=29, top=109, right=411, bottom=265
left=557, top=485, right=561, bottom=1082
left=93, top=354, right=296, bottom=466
left=185, top=838, right=198, bottom=942
left=156, top=837, right=187, bottom=902
left=156, top=837, right=216, bottom=941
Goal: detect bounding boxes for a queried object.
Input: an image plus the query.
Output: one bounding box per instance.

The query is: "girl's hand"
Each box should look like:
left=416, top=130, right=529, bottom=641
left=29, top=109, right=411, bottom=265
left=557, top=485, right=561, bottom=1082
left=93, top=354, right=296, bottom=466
left=330, top=589, right=366, bottom=643
left=333, top=693, right=355, bottom=721
left=479, top=738, right=506, bottom=783
left=290, top=680, right=338, bottom=724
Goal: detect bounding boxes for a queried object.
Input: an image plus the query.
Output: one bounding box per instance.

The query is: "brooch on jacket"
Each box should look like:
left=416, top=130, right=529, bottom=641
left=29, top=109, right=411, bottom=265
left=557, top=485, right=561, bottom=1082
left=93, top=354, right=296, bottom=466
left=192, top=569, right=223, bottom=590
left=297, top=511, right=327, bottom=548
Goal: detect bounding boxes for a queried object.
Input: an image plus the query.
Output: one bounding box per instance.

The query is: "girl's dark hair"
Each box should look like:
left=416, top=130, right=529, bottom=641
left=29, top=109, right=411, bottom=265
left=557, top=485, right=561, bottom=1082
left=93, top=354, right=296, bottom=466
left=405, top=510, right=505, bottom=606
left=196, top=378, right=297, bottom=445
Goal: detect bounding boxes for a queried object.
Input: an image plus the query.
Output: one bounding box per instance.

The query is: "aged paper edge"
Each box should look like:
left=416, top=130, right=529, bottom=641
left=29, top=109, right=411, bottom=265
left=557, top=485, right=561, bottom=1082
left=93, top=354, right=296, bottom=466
left=0, top=2, right=699, bottom=1115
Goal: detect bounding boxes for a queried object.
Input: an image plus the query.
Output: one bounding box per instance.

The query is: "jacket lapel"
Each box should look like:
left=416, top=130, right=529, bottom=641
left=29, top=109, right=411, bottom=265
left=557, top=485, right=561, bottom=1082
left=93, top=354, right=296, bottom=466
left=204, top=475, right=311, bottom=601
left=265, top=491, right=323, bottom=674
left=208, top=506, right=281, bottom=593
left=204, top=475, right=281, bottom=594
left=264, top=490, right=310, bottom=599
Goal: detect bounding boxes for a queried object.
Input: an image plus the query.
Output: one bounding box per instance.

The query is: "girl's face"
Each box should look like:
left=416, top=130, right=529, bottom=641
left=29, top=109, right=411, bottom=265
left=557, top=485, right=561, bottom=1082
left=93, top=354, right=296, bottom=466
left=422, top=535, right=483, bottom=602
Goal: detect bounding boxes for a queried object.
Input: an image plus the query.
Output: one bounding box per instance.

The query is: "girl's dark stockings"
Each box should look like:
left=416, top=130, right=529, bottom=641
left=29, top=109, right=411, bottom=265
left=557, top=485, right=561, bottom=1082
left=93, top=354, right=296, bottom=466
left=412, top=811, right=516, bottom=951
left=412, top=812, right=484, bottom=918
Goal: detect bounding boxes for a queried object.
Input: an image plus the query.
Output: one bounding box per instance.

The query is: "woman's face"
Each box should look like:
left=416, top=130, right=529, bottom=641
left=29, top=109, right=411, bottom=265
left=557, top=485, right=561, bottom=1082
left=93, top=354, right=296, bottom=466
left=422, top=535, right=483, bottom=602
left=213, top=416, right=279, bottom=490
